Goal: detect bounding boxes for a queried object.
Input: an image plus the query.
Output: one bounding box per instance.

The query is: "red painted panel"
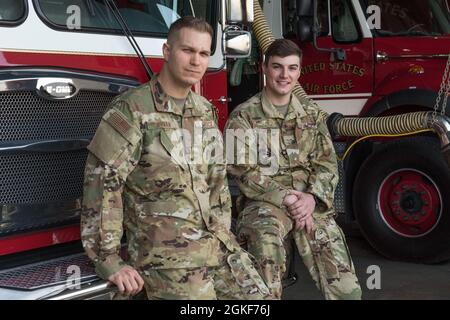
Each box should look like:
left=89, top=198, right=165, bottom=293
left=0, top=50, right=163, bottom=83
left=201, top=70, right=228, bottom=131
left=373, top=37, right=450, bottom=95
left=0, top=225, right=80, bottom=256
left=295, top=37, right=374, bottom=97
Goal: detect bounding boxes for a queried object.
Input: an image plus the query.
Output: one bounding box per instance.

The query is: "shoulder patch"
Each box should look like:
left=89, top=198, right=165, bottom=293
left=104, top=109, right=141, bottom=145
left=107, top=110, right=133, bottom=136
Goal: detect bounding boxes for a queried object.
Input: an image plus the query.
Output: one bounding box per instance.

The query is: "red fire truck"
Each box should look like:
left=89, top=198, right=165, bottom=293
left=0, top=0, right=449, bottom=299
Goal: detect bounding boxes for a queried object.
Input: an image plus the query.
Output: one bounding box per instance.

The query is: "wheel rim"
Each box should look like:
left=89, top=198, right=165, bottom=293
left=378, top=169, right=442, bottom=238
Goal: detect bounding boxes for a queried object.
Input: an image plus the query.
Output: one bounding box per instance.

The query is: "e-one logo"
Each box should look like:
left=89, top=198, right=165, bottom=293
left=37, top=80, right=77, bottom=100
left=45, top=85, right=72, bottom=95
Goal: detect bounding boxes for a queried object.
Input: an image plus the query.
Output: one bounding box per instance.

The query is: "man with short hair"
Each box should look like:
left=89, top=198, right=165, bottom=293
left=226, top=39, right=362, bottom=300
left=81, top=16, right=271, bottom=300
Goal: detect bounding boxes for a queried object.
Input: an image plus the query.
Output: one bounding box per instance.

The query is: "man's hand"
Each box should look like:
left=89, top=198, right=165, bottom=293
left=284, top=190, right=316, bottom=234
left=294, top=214, right=314, bottom=234
left=108, top=265, right=145, bottom=296
left=286, top=190, right=315, bottom=219
left=282, top=193, right=298, bottom=207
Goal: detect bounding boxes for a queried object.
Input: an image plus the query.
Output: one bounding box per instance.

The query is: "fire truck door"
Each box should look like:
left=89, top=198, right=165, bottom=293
left=290, top=0, right=374, bottom=116
left=368, top=0, right=450, bottom=100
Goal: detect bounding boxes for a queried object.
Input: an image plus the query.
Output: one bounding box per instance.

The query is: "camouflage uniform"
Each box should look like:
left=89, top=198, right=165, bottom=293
left=225, top=90, right=362, bottom=300
left=81, top=76, right=271, bottom=300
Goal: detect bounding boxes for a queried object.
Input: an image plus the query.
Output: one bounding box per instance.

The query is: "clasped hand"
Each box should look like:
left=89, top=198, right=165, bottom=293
left=283, top=190, right=316, bottom=234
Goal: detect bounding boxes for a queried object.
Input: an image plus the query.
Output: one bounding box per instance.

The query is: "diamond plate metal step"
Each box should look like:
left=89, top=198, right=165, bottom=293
left=0, top=252, right=98, bottom=290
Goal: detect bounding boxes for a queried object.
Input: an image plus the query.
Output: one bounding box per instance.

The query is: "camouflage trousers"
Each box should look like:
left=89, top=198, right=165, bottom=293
left=141, top=248, right=272, bottom=300
left=237, top=201, right=362, bottom=300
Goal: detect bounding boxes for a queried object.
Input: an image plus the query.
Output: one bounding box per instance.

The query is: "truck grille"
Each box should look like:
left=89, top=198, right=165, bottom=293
left=0, top=72, right=136, bottom=237
left=0, top=90, right=114, bottom=142
left=0, top=89, right=115, bottom=205
left=0, top=151, right=88, bottom=204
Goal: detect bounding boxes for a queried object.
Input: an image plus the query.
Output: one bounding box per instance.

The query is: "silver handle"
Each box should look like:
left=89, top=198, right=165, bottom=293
left=211, top=96, right=231, bottom=104
left=48, top=281, right=116, bottom=300
left=376, top=51, right=388, bottom=62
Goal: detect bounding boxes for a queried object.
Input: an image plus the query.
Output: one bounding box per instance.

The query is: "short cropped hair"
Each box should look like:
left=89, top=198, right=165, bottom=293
left=167, top=16, right=213, bottom=44
left=264, top=39, right=302, bottom=65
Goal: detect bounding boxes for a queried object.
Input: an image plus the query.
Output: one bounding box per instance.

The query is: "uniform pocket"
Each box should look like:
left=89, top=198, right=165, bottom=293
left=88, top=113, right=141, bottom=167
left=219, top=187, right=231, bottom=209
left=291, top=118, right=317, bottom=165
left=226, top=251, right=271, bottom=297
left=218, top=188, right=232, bottom=230
left=159, top=129, right=188, bottom=170
left=313, top=219, right=353, bottom=280
left=88, top=120, right=127, bottom=162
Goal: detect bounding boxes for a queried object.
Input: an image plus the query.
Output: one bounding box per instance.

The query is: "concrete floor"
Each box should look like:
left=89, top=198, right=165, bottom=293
left=282, top=226, right=450, bottom=300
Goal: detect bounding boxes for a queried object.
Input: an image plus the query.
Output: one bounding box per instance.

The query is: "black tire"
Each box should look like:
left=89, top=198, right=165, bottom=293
left=353, top=137, right=450, bottom=263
